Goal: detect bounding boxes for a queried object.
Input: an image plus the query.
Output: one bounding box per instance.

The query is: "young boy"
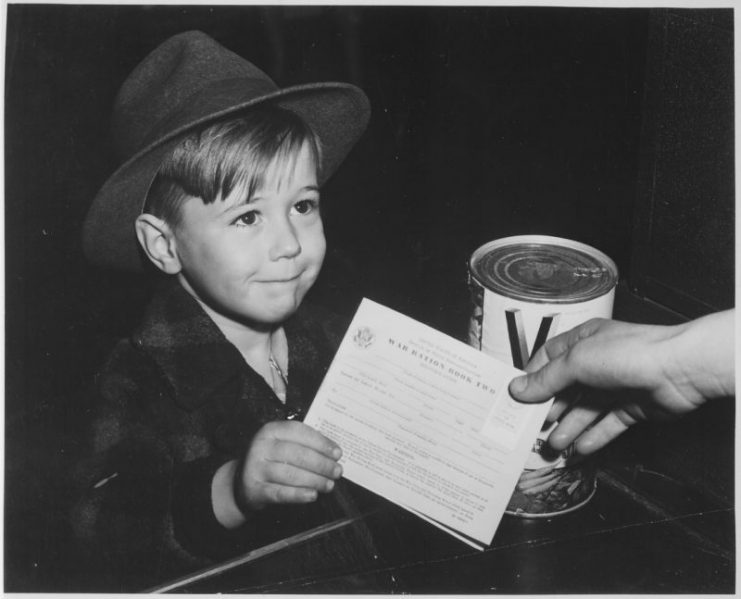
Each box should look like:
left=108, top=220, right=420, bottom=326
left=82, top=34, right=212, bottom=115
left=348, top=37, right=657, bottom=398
left=73, top=31, right=371, bottom=589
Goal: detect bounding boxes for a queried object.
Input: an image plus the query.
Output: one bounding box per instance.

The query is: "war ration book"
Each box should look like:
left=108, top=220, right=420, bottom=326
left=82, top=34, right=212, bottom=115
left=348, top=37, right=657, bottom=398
left=304, top=298, right=553, bottom=550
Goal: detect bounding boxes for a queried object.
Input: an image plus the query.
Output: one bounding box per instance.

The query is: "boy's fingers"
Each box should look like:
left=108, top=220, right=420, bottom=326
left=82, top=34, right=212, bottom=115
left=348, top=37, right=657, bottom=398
left=269, top=442, right=343, bottom=479
left=260, top=421, right=342, bottom=459
left=264, top=461, right=338, bottom=492
left=256, top=482, right=320, bottom=505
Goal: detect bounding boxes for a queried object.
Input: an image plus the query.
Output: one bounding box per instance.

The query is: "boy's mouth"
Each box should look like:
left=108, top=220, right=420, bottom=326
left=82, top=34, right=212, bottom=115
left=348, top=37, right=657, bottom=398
left=260, top=273, right=302, bottom=284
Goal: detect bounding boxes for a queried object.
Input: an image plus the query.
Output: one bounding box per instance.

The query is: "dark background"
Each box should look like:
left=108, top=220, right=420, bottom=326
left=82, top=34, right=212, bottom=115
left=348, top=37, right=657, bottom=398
left=4, top=5, right=734, bottom=592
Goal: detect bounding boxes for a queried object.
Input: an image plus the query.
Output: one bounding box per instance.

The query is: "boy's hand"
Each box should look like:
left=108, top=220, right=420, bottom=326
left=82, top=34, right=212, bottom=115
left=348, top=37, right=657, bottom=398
left=235, top=421, right=343, bottom=512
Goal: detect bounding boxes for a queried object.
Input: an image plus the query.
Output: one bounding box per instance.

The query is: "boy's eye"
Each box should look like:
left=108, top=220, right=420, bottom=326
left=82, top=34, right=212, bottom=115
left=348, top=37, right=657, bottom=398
left=294, top=199, right=319, bottom=215
left=235, top=211, right=259, bottom=226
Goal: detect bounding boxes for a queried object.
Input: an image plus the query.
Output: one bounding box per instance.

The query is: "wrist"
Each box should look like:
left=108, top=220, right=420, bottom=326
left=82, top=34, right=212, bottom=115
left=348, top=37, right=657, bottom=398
left=232, top=456, right=262, bottom=516
left=660, top=310, right=735, bottom=402
left=211, top=459, right=248, bottom=529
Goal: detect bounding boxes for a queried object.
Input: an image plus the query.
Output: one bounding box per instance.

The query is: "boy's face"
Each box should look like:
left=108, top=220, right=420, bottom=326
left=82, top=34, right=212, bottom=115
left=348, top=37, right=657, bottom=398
left=172, top=142, right=326, bottom=327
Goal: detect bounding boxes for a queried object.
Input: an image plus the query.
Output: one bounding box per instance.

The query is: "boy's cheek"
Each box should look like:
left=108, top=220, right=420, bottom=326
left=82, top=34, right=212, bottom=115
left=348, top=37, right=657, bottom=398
left=313, top=231, right=327, bottom=267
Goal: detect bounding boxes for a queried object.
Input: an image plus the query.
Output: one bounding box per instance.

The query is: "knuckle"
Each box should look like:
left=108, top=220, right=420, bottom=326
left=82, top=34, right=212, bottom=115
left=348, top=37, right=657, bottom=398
left=266, top=485, right=285, bottom=504
left=562, top=344, right=583, bottom=369
left=242, top=454, right=263, bottom=478
left=581, top=317, right=605, bottom=335
left=266, top=459, right=287, bottom=482
left=582, top=317, right=602, bottom=328
left=614, top=409, right=637, bottom=427
left=527, top=365, right=548, bottom=389
left=270, top=439, right=289, bottom=459
left=281, top=465, right=302, bottom=486
left=261, top=421, right=281, bottom=435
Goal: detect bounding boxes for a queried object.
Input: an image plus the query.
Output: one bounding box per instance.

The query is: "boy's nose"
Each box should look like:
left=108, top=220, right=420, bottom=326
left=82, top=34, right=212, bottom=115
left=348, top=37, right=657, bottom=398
left=268, top=218, right=302, bottom=261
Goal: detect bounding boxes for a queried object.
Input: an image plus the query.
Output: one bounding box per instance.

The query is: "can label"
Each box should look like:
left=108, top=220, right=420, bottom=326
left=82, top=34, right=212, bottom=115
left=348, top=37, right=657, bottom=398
left=480, top=290, right=615, bottom=369
left=467, top=235, right=617, bottom=516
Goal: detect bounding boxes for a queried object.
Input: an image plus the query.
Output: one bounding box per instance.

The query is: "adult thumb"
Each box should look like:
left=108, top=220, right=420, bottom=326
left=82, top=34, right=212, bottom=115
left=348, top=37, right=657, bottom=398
left=509, top=358, right=573, bottom=404
left=509, top=373, right=544, bottom=402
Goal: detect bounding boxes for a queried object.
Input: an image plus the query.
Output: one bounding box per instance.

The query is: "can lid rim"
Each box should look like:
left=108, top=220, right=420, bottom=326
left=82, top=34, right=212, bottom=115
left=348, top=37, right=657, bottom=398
left=469, top=235, right=618, bottom=304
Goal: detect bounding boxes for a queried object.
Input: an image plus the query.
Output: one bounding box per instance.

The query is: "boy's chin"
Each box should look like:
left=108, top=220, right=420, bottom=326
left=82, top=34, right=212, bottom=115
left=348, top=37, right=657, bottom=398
left=243, top=301, right=303, bottom=327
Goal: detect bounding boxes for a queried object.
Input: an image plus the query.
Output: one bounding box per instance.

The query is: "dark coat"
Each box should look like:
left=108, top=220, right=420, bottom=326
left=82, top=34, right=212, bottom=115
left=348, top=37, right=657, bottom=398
left=70, top=279, right=364, bottom=590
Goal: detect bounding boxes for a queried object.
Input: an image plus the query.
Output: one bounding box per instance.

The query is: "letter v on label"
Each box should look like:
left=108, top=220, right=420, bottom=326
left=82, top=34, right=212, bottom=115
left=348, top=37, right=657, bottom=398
left=505, top=309, right=560, bottom=369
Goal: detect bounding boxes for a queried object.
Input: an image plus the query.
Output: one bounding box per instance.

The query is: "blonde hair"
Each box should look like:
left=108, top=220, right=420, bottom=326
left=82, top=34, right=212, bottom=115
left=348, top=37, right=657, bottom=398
left=144, top=105, right=322, bottom=225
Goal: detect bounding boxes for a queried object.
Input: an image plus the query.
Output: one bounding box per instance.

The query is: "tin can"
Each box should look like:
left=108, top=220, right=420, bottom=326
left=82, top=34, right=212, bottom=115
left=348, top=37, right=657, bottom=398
left=467, top=235, right=618, bottom=517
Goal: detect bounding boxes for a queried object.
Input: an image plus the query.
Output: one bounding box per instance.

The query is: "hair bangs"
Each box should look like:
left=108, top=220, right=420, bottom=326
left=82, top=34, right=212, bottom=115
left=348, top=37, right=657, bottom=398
left=221, top=122, right=320, bottom=205
left=144, top=106, right=322, bottom=224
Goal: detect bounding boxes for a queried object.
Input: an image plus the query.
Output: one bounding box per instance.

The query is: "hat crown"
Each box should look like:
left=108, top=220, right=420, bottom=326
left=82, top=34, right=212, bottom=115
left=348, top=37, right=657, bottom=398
left=111, top=30, right=278, bottom=160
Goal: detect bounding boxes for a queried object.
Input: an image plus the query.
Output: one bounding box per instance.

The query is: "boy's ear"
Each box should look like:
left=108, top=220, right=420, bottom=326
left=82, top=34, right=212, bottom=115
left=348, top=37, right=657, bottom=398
left=135, top=214, right=182, bottom=275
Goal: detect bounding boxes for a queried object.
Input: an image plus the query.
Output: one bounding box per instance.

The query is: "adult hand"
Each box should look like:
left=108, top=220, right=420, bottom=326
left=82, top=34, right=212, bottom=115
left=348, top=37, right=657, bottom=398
left=508, top=310, right=734, bottom=455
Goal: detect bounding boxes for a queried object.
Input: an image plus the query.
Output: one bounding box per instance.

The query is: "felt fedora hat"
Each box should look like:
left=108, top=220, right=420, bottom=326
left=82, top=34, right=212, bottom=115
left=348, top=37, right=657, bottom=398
left=83, top=30, right=370, bottom=271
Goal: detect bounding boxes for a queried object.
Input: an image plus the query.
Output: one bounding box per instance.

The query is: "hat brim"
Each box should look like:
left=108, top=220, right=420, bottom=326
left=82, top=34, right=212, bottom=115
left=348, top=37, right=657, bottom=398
left=83, top=81, right=370, bottom=271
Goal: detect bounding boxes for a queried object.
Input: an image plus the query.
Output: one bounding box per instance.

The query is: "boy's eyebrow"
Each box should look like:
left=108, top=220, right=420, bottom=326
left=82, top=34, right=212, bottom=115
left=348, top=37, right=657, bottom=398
left=223, top=185, right=321, bottom=211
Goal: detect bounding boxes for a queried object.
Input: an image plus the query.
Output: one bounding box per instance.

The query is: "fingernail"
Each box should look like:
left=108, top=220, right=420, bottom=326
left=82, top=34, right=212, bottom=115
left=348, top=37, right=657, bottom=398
left=325, top=480, right=335, bottom=492
left=333, top=464, right=342, bottom=478
left=510, top=376, right=528, bottom=394
left=331, top=447, right=342, bottom=460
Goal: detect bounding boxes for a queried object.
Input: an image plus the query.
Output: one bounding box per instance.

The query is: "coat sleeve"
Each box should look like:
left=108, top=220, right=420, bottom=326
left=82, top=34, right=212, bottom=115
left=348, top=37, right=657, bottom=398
left=69, top=314, right=362, bottom=591
left=69, top=342, right=223, bottom=590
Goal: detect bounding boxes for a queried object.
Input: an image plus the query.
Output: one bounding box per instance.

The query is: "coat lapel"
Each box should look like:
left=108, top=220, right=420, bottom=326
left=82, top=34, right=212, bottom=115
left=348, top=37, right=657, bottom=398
left=132, top=280, right=250, bottom=412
